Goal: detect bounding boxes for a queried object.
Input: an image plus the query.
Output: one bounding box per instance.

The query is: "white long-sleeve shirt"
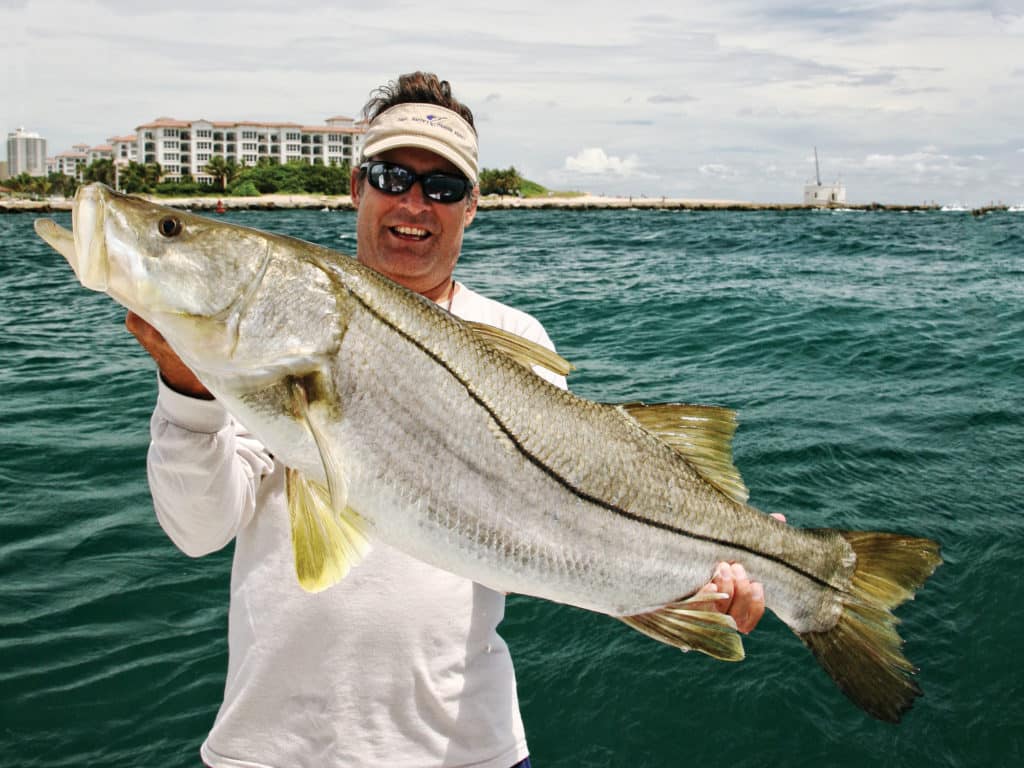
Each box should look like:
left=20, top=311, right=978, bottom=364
left=148, top=283, right=566, bottom=768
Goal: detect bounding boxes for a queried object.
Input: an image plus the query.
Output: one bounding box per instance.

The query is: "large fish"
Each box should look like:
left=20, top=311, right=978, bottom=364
left=36, top=183, right=941, bottom=723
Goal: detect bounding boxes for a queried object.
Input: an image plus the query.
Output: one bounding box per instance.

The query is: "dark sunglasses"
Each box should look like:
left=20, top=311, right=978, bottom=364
left=360, top=161, right=471, bottom=204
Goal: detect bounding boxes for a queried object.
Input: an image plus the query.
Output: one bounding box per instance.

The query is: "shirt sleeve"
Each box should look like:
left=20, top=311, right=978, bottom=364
left=147, top=375, right=276, bottom=557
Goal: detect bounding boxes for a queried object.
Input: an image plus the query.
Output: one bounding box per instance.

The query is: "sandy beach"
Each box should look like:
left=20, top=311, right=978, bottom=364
left=1, top=192, right=945, bottom=213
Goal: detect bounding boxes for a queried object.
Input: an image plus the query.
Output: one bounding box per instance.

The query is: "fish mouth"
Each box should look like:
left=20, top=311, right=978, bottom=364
left=34, top=217, right=78, bottom=276
left=33, top=184, right=109, bottom=292
left=72, top=184, right=109, bottom=291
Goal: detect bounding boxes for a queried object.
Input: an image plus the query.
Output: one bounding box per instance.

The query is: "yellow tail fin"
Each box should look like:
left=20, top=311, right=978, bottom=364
left=798, top=531, right=942, bottom=723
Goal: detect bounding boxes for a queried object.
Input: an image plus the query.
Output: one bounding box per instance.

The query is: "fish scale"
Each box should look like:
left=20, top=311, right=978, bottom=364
left=317, top=248, right=862, bottom=618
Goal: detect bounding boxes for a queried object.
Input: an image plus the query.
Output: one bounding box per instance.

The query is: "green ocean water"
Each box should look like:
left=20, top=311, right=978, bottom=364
left=1, top=206, right=1021, bottom=767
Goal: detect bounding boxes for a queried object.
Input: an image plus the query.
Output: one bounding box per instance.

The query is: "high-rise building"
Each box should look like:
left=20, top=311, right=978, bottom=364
left=6, top=127, right=48, bottom=177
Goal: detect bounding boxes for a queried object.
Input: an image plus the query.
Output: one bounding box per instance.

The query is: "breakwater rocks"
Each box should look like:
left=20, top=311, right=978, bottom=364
left=2, top=193, right=1013, bottom=215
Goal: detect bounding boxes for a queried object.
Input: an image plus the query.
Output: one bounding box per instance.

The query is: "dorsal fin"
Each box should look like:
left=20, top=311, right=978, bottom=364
left=466, top=321, right=574, bottom=377
left=618, top=402, right=749, bottom=504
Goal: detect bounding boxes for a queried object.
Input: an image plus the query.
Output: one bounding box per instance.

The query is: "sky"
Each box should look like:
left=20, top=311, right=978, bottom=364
left=3, top=0, right=1023, bottom=205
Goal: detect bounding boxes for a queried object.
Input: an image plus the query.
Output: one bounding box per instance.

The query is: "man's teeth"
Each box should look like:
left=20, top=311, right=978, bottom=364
left=393, top=226, right=428, bottom=237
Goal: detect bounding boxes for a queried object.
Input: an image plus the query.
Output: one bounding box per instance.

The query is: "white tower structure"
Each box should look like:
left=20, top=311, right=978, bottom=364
left=803, top=147, right=846, bottom=205
left=6, top=127, right=48, bottom=177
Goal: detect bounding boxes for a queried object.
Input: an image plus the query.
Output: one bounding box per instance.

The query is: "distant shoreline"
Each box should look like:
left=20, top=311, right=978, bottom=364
left=1, top=193, right=1011, bottom=215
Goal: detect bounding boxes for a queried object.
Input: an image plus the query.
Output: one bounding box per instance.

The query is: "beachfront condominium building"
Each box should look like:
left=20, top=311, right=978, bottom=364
left=136, top=115, right=367, bottom=183
left=47, top=142, right=115, bottom=180
left=6, top=127, right=48, bottom=177
left=110, top=135, right=138, bottom=165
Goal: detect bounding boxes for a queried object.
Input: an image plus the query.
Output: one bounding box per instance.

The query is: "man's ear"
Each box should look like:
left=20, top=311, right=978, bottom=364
left=463, top=186, right=479, bottom=227
left=350, top=167, right=361, bottom=206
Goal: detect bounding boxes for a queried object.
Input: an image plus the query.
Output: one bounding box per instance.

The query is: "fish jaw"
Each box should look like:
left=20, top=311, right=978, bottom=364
left=41, top=184, right=349, bottom=384
left=71, top=183, right=111, bottom=292
left=66, top=185, right=284, bottom=365
left=69, top=184, right=177, bottom=315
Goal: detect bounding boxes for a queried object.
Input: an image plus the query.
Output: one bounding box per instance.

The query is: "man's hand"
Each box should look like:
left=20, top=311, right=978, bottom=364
left=693, top=513, right=787, bottom=634
left=125, top=311, right=213, bottom=399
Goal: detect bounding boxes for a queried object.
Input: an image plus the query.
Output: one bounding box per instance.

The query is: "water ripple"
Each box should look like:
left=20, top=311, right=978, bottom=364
left=2, top=207, right=1021, bottom=766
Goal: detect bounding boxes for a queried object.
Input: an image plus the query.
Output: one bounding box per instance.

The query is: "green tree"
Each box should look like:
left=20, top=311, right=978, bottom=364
left=479, top=166, right=523, bottom=196
left=84, top=158, right=116, bottom=187
left=143, top=161, right=163, bottom=189
left=47, top=172, right=78, bottom=198
left=7, top=172, right=34, bottom=192
left=230, top=180, right=260, bottom=197
left=204, top=156, right=240, bottom=192
left=119, top=162, right=148, bottom=193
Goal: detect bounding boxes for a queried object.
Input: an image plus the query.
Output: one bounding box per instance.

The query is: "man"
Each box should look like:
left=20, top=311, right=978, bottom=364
left=126, top=72, right=770, bottom=768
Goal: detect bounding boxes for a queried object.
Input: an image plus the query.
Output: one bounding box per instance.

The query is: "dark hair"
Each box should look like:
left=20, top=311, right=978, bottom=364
left=362, top=72, right=476, bottom=133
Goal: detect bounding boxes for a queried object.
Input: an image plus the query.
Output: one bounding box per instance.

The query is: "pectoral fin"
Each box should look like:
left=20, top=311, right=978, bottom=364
left=467, top=321, right=574, bottom=377
left=290, top=376, right=348, bottom=513
left=619, top=402, right=749, bottom=504
left=619, top=592, right=745, bottom=661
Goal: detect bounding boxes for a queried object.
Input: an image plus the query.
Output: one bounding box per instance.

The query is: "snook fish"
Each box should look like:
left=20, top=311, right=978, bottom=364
left=36, top=183, right=941, bottom=723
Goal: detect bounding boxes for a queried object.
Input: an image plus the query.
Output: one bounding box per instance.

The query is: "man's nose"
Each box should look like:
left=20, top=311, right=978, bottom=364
left=395, top=180, right=435, bottom=210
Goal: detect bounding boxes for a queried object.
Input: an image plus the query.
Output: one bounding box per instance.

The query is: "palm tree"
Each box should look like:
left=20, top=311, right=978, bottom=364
left=84, top=158, right=116, bottom=187
left=204, top=155, right=240, bottom=192
left=143, top=161, right=163, bottom=189
left=119, top=162, right=148, bottom=194
left=47, top=172, right=77, bottom=198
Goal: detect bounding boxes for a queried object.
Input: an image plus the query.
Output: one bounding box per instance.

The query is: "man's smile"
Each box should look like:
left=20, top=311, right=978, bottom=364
left=390, top=225, right=431, bottom=241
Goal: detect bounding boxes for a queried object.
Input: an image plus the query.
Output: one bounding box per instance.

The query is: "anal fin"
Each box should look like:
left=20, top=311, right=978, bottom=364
left=287, top=469, right=371, bottom=592
left=619, top=593, right=745, bottom=661
left=286, top=375, right=371, bottom=592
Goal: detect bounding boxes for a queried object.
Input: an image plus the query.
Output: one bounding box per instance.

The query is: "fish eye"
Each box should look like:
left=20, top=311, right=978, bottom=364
left=158, top=216, right=183, bottom=238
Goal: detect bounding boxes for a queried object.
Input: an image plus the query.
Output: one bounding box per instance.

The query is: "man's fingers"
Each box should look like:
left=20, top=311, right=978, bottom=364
left=124, top=311, right=213, bottom=399
left=728, top=566, right=766, bottom=634
left=707, top=562, right=735, bottom=615
left=688, top=580, right=725, bottom=612
left=703, top=562, right=769, bottom=634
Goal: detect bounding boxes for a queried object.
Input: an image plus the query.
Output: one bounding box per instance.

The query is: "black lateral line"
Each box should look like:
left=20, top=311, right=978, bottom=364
left=354, top=293, right=833, bottom=591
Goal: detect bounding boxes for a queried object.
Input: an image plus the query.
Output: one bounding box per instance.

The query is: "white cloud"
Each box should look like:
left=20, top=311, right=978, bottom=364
left=564, top=148, right=641, bottom=176
left=647, top=93, right=696, bottom=104
left=862, top=151, right=968, bottom=176
left=4, top=0, right=1024, bottom=204
left=698, top=163, right=737, bottom=179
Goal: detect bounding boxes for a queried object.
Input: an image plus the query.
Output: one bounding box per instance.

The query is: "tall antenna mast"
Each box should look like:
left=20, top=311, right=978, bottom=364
left=814, top=147, right=822, bottom=186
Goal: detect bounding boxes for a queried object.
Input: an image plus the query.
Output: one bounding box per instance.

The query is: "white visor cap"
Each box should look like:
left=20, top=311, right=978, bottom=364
left=361, top=103, right=479, bottom=185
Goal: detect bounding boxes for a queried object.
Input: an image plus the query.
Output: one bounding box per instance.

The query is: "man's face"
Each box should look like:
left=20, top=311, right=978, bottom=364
left=351, top=146, right=478, bottom=299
